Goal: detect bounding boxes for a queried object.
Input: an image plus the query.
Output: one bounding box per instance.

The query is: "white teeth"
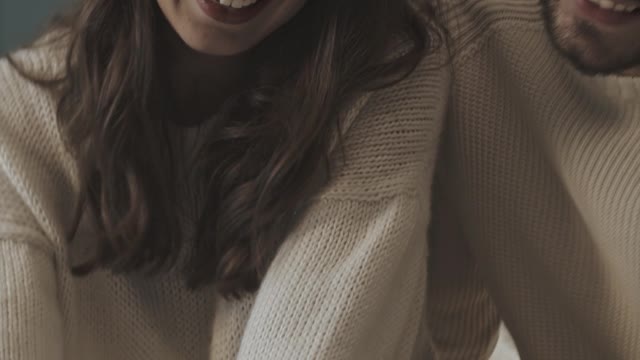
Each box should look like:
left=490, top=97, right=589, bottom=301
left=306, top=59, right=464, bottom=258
left=587, top=0, right=640, bottom=12
left=215, top=0, right=258, bottom=9
left=601, top=0, right=614, bottom=8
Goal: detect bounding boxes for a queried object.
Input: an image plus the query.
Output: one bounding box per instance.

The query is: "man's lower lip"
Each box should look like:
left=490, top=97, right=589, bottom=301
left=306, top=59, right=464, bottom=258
left=196, top=0, right=272, bottom=25
left=575, top=0, right=640, bottom=25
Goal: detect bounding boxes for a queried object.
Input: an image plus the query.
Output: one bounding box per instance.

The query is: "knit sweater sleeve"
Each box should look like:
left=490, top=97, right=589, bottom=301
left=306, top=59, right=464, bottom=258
left=0, top=53, right=74, bottom=360
left=226, top=195, right=430, bottom=360
left=0, top=243, right=64, bottom=359
left=0, top=169, right=64, bottom=360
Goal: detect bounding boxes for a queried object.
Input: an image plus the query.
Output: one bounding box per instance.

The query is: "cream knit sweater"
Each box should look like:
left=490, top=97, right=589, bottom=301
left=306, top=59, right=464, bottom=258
left=6, top=1, right=637, bottom=359
left=0, top=32, right=449, bottom=359
left=429, top=0, right=640, bottom=359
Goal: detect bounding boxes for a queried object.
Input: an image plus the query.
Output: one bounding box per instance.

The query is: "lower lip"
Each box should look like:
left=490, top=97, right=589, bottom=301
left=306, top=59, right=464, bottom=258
left=575, top=0, right=640, bottom=25
left=197, top=0, right=272, bottom=25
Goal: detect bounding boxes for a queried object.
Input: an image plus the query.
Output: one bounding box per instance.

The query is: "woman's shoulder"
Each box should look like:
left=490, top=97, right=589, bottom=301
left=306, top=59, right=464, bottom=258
left=0, top=40, right=72, bottom=173
left=0, top=39, right=81, bottom=248
left=0, top=31, right=69, bottom=131
left=0, top=56, right=59, bottom=136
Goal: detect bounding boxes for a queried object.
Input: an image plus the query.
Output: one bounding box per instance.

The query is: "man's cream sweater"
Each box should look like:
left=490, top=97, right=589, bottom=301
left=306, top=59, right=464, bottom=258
left=430, top=0, right=640, bottom=359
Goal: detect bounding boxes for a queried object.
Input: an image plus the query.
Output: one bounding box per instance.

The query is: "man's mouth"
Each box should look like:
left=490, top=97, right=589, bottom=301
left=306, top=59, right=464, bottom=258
left=574, top=0, right=640, bottom=26
left=585, top=0, right=640, bottom=13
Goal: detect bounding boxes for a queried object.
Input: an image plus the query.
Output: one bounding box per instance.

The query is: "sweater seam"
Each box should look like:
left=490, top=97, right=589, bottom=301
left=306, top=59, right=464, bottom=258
left=0, top=233, right=57, bottom=257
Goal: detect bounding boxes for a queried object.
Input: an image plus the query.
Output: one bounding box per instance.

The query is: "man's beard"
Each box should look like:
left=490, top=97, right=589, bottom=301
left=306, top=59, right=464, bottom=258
left=540, top=0, right=640, bottom=76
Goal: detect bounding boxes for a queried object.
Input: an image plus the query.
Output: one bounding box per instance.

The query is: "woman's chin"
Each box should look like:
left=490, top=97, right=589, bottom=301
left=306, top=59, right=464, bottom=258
left=169, top=24, right=259, bottom=57
left=184, top=39, right=254, bottom=57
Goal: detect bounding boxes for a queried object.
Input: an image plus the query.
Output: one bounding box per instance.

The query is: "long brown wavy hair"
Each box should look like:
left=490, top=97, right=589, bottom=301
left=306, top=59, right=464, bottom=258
left=8, top=0, right=441, bottom=298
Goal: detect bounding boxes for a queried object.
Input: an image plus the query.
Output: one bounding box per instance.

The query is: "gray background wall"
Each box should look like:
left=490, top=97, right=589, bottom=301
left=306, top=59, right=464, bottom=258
left=0, top=0, right=71, bottom=53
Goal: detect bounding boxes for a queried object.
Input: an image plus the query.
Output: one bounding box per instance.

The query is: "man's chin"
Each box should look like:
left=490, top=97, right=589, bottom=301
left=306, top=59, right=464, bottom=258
left=550, top=38, right=640, bottom=76
left=541, top=0, right=640, bottom=76
left=553, top=46, right=626, bottom=75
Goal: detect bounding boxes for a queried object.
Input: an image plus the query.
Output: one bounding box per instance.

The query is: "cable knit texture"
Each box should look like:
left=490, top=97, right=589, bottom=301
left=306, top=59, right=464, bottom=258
left=0, top=35, right=450, bottom=359
left=430, top=0, right=640, bottom=359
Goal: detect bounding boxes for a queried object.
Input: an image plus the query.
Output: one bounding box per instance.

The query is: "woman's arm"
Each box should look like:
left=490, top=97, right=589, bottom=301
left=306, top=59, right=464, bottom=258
left=0, top=240, right=63, bottom=359
left=211, top=195, right=431, bottom=360
left=0, top=168, right=64, bottom=360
